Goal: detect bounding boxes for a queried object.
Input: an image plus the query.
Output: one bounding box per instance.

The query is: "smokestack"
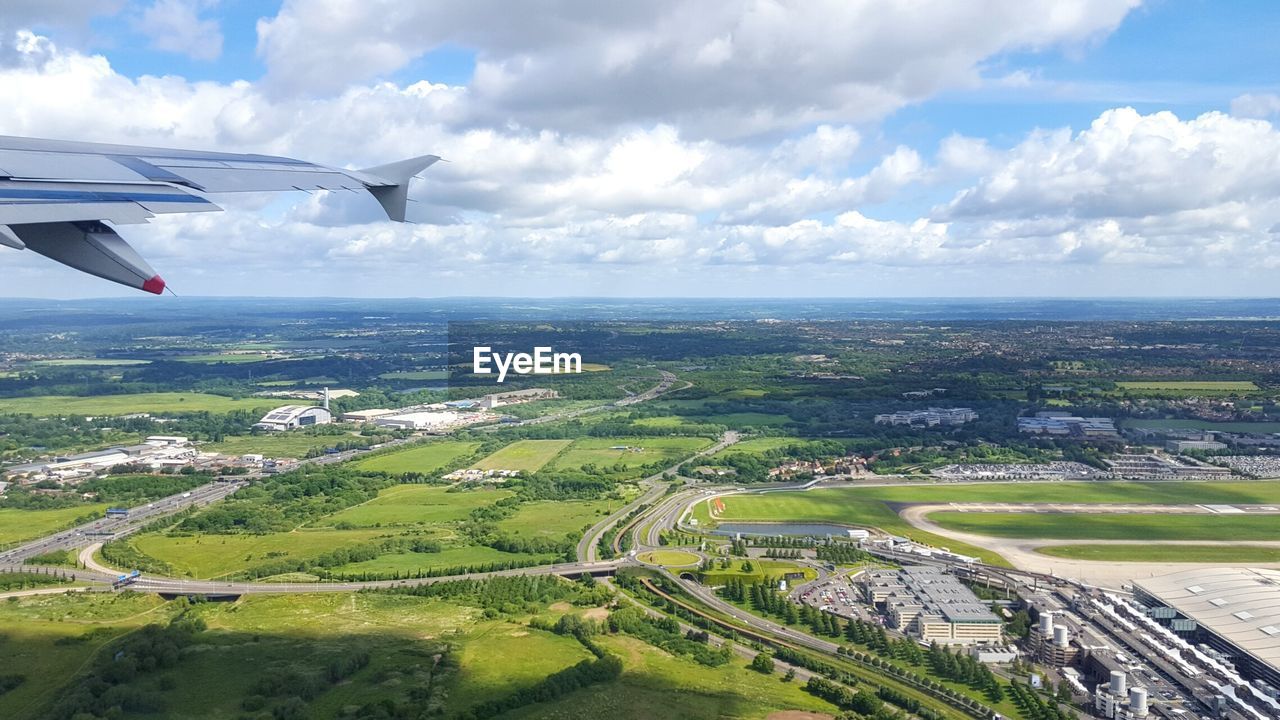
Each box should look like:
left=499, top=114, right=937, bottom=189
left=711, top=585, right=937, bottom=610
left=1128, top=687, right=1148, bottom=717
left=1053, top=625, right=1069, bottom=647
left=1110, top=671, right=1127, bottom=696
left=323, top=387, right=330, bottom=411
left=1039, top=611, right=1054, bottom=635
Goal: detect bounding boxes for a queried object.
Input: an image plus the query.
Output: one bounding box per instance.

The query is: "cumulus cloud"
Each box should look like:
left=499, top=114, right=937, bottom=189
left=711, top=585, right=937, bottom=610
left=256, top=0, right=1139, bottom=137
left=135, top=0, right=224, bottom=61
left=1231, top=93, right=1280, bottom=120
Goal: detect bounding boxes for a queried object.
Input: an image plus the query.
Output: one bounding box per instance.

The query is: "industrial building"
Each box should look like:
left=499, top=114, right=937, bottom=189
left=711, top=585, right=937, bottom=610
left=252, top=405, right=333, bottom=431
left=340, top=408, right=399, bottom=423
left=1094, top=671, right=1150, bottom=719
left=1016, top=412, right=1119, bottom=438
left=478, top=388, right=559, bottom=409
left=1165, top=439, right=1228, bottom=452
left=372, top=411, right=459, bottom=430
left=1105, top=452, right=1232, bottom=479
left=873, top=407, right=977, bottom=427
left=1027, top=611, right=1079, bottom=667
left=859, top=566, right=1002, bottom=645
left=1133, top=567, right=1280, bottom=688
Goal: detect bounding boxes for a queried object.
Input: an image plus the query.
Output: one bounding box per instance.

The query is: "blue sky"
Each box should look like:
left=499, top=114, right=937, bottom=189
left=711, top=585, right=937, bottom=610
left=2, top=0, right=1280, bottom=297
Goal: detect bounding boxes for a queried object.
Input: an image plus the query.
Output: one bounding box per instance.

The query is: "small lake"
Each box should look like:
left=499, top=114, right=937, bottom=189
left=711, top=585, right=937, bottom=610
left=710, top=522, right=863, bottom=538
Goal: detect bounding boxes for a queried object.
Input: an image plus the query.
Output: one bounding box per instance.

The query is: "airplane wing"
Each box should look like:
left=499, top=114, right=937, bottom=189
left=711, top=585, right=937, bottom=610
left=0, top=135, right=440, bottom=294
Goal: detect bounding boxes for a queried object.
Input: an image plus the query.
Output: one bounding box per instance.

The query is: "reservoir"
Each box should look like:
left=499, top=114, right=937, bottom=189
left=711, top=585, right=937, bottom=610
left=711, top=522, right=863, bottom=538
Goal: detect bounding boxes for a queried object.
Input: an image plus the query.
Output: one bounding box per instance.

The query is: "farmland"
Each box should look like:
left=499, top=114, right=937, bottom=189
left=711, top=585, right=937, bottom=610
left=0, top=505, right=107, bottom=548
left=352, top=440, right=481, bottom=474
left=0, top=392, right=275, bottom=416
left=127, top=527, right=397, bottom=578
left=548, top=436, right=713, bottom=472
left=205, top=433, right=352, bottom=458
left=470, top=439, right=572, bottom=472
left=711, top=435, right=806, bottom=458
left=497, top=498, right=623, bottom=539
left=320, top=485, right=513, bottom=528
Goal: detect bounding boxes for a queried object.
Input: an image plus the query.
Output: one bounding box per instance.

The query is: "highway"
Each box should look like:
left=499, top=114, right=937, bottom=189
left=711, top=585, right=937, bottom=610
left=0, top=479, right=246, bottom=565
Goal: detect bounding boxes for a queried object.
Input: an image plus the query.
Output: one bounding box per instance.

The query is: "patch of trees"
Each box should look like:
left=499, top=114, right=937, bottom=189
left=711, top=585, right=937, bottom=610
left=816, top=543, right=873, bottom=564
left=100, top=540, right=174, bottom=576
left=0, top=571, right=73, bottom=591
left=240, top=648, right=371, bottom=715
left=607, top=606, right=731, bottom=667
left=380, top=574, right=612, bottom=613
left=46, top=613, right=206, bottom=720
left=455, top=652, right=622, bottom=720
left=174, top=466, right=394, bottom=534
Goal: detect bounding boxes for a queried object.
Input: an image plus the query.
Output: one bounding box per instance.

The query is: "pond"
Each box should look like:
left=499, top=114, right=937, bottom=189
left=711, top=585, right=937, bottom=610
left=710, top=522, right=864, bottom=538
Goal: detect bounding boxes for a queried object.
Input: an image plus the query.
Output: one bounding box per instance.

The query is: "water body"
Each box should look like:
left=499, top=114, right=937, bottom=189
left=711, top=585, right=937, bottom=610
left=711, top=522, right=862, bottom=538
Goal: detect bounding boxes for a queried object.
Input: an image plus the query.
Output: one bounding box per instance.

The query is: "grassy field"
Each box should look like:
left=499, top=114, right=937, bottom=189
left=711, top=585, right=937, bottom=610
left=930, top=511, right=1280, bottom=541
left=319, top=485, right=513, bottom=528
left=711, top=436, right=805, bottom=459
left=173, top=353, right=284, bottom=363
left=0, top=587, right=839, bottom=720
left=445, top=622, right=594, bottom=709
left=127, top=528, right=395, bottom=578
left=205, top=433, right=352, bottom=458
left=699, top=559, right=818, bottom=586
left=692, top=481, right=1280, bottom=566
left=352, top=440, right=481, bottom=474
left=470, top=439, right=573, bottom=472
left=1122, top=418, right=1280, bottom=434
left=637, top=550, right=701, bottom=566
left=549, top=436, right=713, bottom=471
left=376, top=370, right=449, bottom=380
left=498, top=498, right=621, bottom=539
left=503, top=634, right=836, bottom=720
left=1037, top=544, right=1280, bottom=562
left=27, top=358, right=151, bottom=367
left=0, top=392, right=275, bottom=416
left=328, top=544, right=556, bottom=575
left=0, top=593, right=167, bottom=720
left=0, top=505, right=107, bottom=548
left=1115, top=380, right=1259, bottom=392
left=703, top=412, right=791, bottom=427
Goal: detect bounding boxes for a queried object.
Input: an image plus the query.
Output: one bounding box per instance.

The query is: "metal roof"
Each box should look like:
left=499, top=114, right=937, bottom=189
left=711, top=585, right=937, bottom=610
left=1135, top=567, right=1280, bottom=673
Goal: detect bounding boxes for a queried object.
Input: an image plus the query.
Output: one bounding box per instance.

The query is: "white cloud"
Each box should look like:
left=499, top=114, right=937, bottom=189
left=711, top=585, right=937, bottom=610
left=256, top=0, right=1140, bottom=137
left=1231, top=93, right=1280, bottom=120
left=135, top=0, right=224, bottom=61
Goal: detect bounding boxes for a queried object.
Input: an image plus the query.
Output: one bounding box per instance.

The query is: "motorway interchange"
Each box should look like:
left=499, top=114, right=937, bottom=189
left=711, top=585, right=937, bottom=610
left=0, top=373, right=1266, bottom=719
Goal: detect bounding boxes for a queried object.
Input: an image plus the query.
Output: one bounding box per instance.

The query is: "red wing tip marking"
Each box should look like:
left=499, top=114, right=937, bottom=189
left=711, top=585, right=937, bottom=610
left=141, top=275, right=166, bottom=295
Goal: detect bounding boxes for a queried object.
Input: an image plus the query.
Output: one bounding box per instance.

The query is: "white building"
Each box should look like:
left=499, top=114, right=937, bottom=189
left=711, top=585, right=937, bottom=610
left=373, top=411, right=458, bottom=430
left=253, top=405, right=333, bottom=431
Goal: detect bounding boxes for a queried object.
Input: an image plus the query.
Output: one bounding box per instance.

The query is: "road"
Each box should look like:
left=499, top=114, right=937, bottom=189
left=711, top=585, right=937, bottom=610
left=0, top=479, right=246, bottom=565
left=577, top=429, right=739, bottom=562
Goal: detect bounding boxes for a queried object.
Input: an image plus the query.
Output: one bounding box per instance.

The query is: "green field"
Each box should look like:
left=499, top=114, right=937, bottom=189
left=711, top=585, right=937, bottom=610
left=353, top=440, right=481, bottom=474
left=549, top=436, right=712, bottom=472
left=699, top=559, right=818, bottom=586
left=127, top=528, right=395, bottom=578
left=377, top=370, right=450, bottom=380
left=504, top=634, right=835, bottom=720
left=0, top=505, right=107, bottom=548
left=0, top=593, right=167, bottom=719
left=711, top=436, right=805, bottom=459
left=930, top=511, right=1280, bottom=541
left=205, top=433, right=352, bottom=458
left=27, top=358, right=151, bottom=367
left=703, top=412, right=791, bottom=427
left=0, top=392, right=275, bottom=416
left=1122, top=418, right=1280, bottom=434
left=173, top=353, right=284, bottom=364
left=1037, top=544, right=1280, bottom=562
left=446, top=622, right=594, bottom=709
left=498, top=498, right=621, bottom=539
left=693, top=481, right=1280, bottom=566
left=637, top=550, right=701, bottom=567
left=328, top=544, right=556, bottom=575
left=470, top=439, right=573, bottom=472
left=1115, top=380, right=1259, bottom=391
left=320, top=485, right=513, bottom=528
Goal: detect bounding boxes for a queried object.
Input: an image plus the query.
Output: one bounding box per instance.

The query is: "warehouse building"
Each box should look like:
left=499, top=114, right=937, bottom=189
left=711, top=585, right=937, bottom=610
left=1133, top=567, right=1280, bottom=688
left=859, top=566, right=1002, bottom=645
left=253, top=405, right=333, bottom=432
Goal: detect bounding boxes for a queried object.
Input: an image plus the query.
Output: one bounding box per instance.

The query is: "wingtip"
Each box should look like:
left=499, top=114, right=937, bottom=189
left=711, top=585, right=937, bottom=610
left=142, top=275, right=166, bottom=295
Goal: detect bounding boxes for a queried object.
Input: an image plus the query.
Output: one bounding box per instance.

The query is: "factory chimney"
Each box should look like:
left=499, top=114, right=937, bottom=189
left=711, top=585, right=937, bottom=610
left=323, top=387, right=330, bottom=411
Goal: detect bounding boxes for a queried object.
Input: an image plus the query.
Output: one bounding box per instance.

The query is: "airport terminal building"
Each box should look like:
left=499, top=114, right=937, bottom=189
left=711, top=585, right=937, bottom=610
left=1133, top=568, right=1280, bottom=688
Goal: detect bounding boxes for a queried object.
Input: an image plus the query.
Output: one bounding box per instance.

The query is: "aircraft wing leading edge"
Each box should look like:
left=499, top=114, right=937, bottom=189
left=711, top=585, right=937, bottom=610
left=0, top=135, right=440, bottom=294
